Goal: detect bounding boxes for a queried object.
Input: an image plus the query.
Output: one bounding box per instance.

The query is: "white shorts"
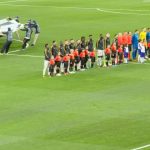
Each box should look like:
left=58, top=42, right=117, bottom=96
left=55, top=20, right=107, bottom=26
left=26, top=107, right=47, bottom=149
left=97, top=49, right=104, bottom=57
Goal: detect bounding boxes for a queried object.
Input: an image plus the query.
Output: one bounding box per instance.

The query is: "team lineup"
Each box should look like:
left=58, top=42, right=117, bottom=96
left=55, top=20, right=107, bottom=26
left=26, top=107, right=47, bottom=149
left=0, top=17, right=150, bottom=77
left=0, top=17, right=40, bottom=54
left=43, top=28, right=150, bottom=77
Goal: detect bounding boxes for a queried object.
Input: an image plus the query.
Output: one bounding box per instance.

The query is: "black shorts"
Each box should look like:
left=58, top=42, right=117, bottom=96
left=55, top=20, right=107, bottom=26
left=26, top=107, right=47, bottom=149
left=55, top=61, right=61, bottom=68
left=49, top=65, right=55, bottom=72
left=85, top=55, right=89, bottom=62
left=128, top=44, right=132, bottom=52
left=64, top=61, right=68, bottom=68
left=105, top=54, right=110, bottom=61
left=118, top=52, right=123, bottom=60
left=75, top=56, right=80, bottom=64
left=70, top=59, right=75, bottom=67
left=111, top=52, right=116, bottom=58
left=90, top=56, right=95, bottom=62
left=80, top=57, right=85, bottom=66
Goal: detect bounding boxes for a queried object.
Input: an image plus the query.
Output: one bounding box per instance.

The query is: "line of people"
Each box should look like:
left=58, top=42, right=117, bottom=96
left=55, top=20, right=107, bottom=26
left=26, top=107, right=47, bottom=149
left=43, top=28, right=150, bottom=77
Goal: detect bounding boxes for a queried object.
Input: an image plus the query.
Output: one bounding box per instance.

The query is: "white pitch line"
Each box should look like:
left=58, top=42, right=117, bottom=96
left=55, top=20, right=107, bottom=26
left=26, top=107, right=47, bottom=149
left=0, top=0, right=27, bottom=4
left=1, top=3, right=150, bottom=16
left=8, top=49, right=21, bottom=53
left=96, top=8, right=150, bottom=16
left=8, top=53, right=44, bottom=58
left=98, top=8, right=150, bottom=12
left=131, top=144, right=150, bottom=150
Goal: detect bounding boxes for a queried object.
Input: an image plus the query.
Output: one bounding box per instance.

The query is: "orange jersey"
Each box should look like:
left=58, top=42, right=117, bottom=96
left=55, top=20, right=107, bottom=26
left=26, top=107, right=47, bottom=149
left=50, top=59, right=55, bottom=65
left=90, top=51, right=95, bottom=57
left=63, top=55, right=69, bottom=62
left=118, top=35, right=123, bottom=46
left=74, top=49, right=79, bottom=57
left=143, top=42, right=147, bottom=48
left=127, top=35, right=132, bottom=45
left=122, top=34, right=128, bottom=45
left=105, top=48, right=111, bottom=54
left=118, top=47, right=123, bottom=53
left=69, top=53, right=75, bottom=60
left=84, top=49, right=89, bottom=56
left=80, top=51, right=85, bottom=58
left=111, top=44, right=117, bottom=52
left=55, top=55, right=61, bottom=62
left=148, top=42, right=150, bottom=48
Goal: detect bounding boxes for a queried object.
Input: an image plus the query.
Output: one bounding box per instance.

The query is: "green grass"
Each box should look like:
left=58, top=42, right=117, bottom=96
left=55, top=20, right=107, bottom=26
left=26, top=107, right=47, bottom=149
left=0, top=0, right=150, bottom=150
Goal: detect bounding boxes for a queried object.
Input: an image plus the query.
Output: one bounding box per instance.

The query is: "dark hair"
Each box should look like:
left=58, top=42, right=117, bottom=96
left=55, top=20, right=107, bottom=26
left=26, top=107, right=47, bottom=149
left=45, top=43, right=48, bottom=47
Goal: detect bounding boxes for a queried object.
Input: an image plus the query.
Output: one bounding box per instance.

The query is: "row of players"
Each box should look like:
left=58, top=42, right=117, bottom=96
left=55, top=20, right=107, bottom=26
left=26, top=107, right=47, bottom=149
left=43, top=34, right=148, bottom=77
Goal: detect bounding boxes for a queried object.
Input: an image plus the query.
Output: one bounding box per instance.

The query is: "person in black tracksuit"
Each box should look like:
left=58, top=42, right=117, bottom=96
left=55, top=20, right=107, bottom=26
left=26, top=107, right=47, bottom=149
left=1, top=28, right=13, bottom=54
left=31, top=20, right=40, bottom=46
left=51, top=41, right=59, bottom=58
left=81, top=36, right=86, bottom=50
left=64, top=40, right=70, bottom=54
left=87, top=35, right=94, bottom=52
left=22, top=25, right=32, bottom=50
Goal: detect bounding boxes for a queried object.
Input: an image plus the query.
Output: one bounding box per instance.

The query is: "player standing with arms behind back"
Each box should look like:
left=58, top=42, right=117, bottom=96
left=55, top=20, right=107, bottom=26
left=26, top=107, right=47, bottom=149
left=43, top=44, right=51, bottom=77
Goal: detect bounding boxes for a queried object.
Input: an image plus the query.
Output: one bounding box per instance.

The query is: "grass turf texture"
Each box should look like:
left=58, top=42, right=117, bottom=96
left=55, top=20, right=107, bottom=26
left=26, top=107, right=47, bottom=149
left=0, top=0, right=150, bottom=150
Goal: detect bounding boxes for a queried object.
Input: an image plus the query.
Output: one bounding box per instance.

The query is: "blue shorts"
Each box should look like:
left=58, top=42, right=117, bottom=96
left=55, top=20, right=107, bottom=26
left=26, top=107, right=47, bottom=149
left=140, top=52, right=145, bottom=58
left=138, top=49, right=141, bottom=55
left=124, top=52, right=128, bottom=58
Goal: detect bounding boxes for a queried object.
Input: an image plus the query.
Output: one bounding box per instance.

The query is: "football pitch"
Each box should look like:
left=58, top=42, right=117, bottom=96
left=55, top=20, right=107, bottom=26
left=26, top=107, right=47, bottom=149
left=0, top=0, right=150, bottom=150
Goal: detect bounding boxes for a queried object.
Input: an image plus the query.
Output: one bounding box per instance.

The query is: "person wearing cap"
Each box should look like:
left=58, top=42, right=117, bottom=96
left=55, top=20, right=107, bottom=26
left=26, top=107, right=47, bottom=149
left=31, top=20, right=40, bottom=46
left=1, top=27, right=13, bottom=54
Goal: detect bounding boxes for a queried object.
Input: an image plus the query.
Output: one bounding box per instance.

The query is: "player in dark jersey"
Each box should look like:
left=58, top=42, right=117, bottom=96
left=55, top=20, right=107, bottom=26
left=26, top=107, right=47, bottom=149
left=59, top=41, right=65, bottom=57
left=69, top=39, right=75, bottom=50
left=22, top=25, right=32, bottom=50
left=105, top=33, right=111, bottom=49
left=51, top=41, right=59, bottom=58
left=87, top=35, right=94, bottom=52
left=64, top=40, right=70, bottom=54
left=31, top=20, right=40, bottom=46
left=81, top=36, right=86, bottom=50
left=43, top=43, right=51, bottom=77
left=96, top=34, right=105, bottom=67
